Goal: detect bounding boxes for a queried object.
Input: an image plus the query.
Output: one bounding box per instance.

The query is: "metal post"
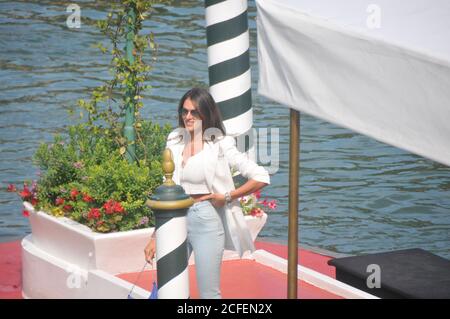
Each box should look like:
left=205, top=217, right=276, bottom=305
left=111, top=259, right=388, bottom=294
left=288, top=109, right=300, bottom=299
left=124, top=4, right=136, bottom=162
left=147, top=149, right=194, bottom=299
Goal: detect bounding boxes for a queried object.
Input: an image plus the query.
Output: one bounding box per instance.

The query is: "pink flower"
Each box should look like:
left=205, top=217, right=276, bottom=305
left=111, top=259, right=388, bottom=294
left=250, top=208, right=264, bottom=218
left=31, top=181, right=38, bottom=193
left=7, top=184, right=17, bottom=192
left=73, top=161, right=84, bottom=169
left=239, top=190, right=275, bottom=217
left=139, top=217, right=149, bottom=226
left=55, top=197, right=65, bottom=205
left=268, top=200, right=277, bottom=210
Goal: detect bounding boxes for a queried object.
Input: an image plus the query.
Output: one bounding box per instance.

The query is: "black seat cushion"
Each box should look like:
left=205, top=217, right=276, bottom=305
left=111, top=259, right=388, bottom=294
left=328, top=248, right=450, bottom=299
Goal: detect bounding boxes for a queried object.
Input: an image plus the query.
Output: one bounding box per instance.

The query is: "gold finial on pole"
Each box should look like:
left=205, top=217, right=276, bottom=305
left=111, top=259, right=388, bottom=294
left=162, top=148, right=176, bottom=186
left=147, top=148, right=194, bottom=210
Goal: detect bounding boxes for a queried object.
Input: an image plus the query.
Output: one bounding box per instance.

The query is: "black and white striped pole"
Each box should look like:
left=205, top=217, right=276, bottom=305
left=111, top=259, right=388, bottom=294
left=205, top=0, right=255, bottom=169
left=147, top=149, right=194, bottom=299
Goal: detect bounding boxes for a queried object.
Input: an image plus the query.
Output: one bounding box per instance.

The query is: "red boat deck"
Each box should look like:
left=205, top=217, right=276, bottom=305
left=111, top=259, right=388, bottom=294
left=254, top=241, right=336, bottom=278
left=0, top=240, right=22, bottom=299
left=0, top=239, right=341, bottom=299
left=117, top=241, right=341, bottom=299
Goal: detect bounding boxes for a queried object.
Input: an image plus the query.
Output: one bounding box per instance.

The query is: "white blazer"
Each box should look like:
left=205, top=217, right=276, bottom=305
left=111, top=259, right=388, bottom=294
left=165, top=130, right=270, bottom=257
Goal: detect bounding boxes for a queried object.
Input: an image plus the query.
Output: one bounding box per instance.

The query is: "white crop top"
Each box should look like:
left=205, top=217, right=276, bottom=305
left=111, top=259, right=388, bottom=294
left=180, top=150, right=210, bottom=194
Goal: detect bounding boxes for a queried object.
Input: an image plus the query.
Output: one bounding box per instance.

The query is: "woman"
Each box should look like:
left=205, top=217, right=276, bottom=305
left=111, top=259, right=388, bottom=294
left=144, top=87, right=270, bottom=299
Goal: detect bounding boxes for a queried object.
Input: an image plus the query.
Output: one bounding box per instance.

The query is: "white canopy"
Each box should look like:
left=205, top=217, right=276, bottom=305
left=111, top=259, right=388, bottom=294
left=256, top=0, right=450, bottom=166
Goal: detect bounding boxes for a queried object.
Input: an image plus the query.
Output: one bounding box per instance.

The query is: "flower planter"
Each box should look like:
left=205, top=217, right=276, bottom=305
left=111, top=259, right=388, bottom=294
left=23, top=202, right=268, bottom=274
left=245, top=212, right=268, bottom=242
left=24, top=202, right=153, bottom=274
left=220, top=212, right=269, bottom=261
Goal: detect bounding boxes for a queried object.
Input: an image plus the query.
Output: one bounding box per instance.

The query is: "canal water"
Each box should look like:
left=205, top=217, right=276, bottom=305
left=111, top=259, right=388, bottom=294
left=1, top=0, right=449, bottom=258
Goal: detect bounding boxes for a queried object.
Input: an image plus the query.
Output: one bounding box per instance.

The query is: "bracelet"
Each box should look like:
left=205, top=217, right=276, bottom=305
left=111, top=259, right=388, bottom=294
left=224, top=191, right=232, bottom=205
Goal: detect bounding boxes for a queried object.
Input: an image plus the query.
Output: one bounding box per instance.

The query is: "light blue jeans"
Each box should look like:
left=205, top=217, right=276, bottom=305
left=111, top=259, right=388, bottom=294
left=187, top=200, right=225, bottom=299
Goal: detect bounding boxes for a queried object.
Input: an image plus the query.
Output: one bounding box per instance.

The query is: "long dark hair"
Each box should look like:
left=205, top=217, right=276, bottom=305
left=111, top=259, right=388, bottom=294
left=178, top=87, right=226, bottom=140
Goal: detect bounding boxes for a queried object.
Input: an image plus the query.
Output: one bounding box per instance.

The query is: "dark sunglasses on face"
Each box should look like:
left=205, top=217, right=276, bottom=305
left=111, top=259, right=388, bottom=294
left=181, top=108, right=201, bottom=118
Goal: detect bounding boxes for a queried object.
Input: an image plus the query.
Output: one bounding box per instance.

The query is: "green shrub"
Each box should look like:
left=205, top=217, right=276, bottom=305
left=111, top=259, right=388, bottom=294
left=30, top=122, right=171, bottom=232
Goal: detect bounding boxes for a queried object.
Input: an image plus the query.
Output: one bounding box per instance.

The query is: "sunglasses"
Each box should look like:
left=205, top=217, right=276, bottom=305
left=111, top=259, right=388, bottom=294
left=180, top=108, right=201, bottom=119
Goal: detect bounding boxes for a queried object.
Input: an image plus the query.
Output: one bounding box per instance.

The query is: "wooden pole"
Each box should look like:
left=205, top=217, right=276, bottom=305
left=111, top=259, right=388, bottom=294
left=288, top=108, right=300, bottom=299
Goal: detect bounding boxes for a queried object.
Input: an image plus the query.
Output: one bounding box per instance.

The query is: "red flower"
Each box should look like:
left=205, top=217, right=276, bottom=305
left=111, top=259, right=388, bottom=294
left=55, top=197, right=65, bottom=206
left=63, top=205, right=73, bottom=212
left=22, top=210, right=30, bottom=218
left=103, top=200, right=115, bottom=215
left=70, top=188, right=79, bottom=200
left=82, top=194, right=94, bottom=203
left=261, top=199, right=268, bottom=207
left=31, top=198, right=39, bottom=206
left=114, top=202, right=124, bottom=214
left=19, top=186, right=32, bottom=200
left=88, top=208, right=102, bottom=220
left=103, top=199, right=125, bottom=214
left=7, top=184, right=17, bottom=192
left=254, top=190, right=261, bottom=200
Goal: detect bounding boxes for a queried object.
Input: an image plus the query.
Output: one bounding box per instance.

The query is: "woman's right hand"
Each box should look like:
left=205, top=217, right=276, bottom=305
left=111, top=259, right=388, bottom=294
left=144, top=237, right=156, bottom=266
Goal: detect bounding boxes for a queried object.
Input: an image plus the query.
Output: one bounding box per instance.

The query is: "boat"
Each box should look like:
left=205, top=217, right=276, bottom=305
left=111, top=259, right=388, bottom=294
left=1, top=0, right=449, bottom=300
left=0, top=237, right=374, bottom=299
